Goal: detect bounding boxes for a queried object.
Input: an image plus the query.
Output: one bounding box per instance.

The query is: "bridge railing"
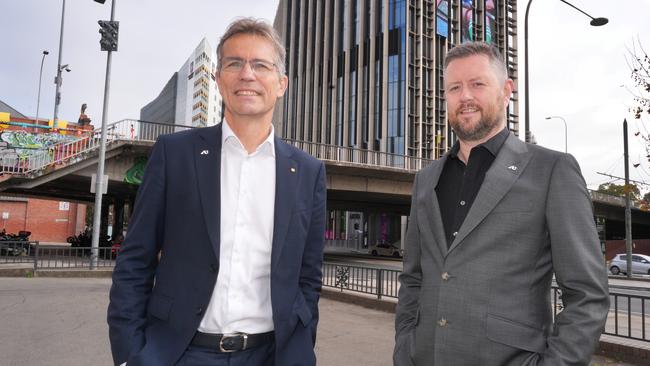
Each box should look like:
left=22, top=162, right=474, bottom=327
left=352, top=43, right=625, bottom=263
left=284, top=139, right=433, bottom=171
left=1, top=119, right=432, bottom=177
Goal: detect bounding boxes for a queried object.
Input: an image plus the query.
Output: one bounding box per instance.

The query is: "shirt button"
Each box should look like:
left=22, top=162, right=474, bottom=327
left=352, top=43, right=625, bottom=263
left=452, top=231, right=458, bottom=237
left=460, top=200, right=466, bottom=206
left=441, top=272, right=450, bottom=281
left=438, top=318, right=448, bottom=327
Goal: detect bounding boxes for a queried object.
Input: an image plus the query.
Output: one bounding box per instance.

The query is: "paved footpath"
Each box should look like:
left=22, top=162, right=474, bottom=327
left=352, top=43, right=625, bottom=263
left=0, top=277, right=639, bottom=365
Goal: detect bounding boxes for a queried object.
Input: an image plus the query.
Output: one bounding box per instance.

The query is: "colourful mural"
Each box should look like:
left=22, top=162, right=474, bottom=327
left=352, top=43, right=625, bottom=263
left=0, top=130, right=77, bottom=158
left=124, top=156, right=147, bottom=185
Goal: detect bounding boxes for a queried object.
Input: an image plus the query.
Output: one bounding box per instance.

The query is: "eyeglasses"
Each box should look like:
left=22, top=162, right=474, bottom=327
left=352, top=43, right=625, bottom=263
left=220, top=57, right=278, bottom=76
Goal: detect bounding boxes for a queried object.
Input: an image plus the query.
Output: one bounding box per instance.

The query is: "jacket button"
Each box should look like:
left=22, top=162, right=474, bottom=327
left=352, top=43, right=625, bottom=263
left=441, top=272, right=450, bottom=281
left=210, top=264, right=218, bottom=273
left=196, top=307, right=204, bottom=315
left=438, top=318, right=448, bottom=327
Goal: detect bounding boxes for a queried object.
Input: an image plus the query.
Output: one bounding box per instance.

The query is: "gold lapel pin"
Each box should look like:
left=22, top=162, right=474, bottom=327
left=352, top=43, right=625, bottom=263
left=290, top=167, right=296, bottom=173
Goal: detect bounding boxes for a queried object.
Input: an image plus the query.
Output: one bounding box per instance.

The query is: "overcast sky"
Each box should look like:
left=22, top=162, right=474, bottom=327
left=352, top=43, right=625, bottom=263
left=1, top=0, right=649, bottom=191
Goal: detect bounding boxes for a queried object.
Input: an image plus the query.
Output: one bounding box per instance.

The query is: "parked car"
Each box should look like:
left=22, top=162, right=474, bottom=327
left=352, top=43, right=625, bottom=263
left=368, top=241, right=403, bottom=258
left=609, top=253, right=650, bottom=275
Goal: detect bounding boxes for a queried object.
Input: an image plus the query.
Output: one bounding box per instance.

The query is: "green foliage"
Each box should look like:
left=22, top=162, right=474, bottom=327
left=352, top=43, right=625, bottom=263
left=597, top=182, right=641, bottom=201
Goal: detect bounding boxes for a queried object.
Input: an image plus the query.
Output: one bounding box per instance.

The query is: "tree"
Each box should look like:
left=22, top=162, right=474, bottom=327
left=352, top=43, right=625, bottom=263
left=628, top=40, right=650, bottom=120
left=597, top=182, right=640, bottom=201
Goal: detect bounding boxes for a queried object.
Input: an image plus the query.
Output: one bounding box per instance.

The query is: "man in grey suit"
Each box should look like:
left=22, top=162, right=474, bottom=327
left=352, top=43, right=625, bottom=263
left=393, top=42, right=609, bottom=366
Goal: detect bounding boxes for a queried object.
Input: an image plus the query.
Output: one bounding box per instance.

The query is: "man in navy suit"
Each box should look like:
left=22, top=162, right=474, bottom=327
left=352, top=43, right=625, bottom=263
left=108, top=18, right=326, bottom=366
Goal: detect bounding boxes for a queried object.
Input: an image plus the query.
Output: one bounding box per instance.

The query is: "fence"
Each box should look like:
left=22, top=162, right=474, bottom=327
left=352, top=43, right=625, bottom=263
left=0, top=242, right=116, bottom=270
left=1, top=248, right=648, bottom=343
left=1, top=119, right=432, bottom=179
left=324, top=262, right=650, bottom=343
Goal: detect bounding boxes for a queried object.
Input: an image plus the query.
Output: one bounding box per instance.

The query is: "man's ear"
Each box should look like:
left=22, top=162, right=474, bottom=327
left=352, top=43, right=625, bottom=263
left=503, top=78, right=514, bottom=107
left=277, top=75, right=288, bottom=98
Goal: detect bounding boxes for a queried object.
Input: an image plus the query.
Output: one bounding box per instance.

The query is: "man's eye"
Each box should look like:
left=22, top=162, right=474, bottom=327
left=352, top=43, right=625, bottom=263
left=226, top=61, right=243, bottom=69
left=253, top=62, right=273, bottom=72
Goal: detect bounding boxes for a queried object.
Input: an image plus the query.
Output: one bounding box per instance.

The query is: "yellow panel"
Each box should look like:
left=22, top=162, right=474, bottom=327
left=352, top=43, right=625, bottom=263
left=0, top=112, right=9, bottom=123
left=48, top=119, right=68, bottom=134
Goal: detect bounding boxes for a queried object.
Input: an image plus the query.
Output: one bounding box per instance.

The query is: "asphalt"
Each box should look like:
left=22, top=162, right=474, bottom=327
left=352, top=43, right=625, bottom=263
left=0, top=277, right=643, bottom=366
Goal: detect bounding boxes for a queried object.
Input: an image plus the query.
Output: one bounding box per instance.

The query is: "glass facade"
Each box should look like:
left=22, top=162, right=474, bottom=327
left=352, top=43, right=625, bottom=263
left=275, top=0, right=519, bottom=158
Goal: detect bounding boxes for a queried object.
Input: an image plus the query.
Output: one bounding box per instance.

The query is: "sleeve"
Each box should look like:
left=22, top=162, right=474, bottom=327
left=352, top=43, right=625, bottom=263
left=393, top=172, right=422, bottom=366
left=107, top=136, right=167, bottom=365
left=540, top=153, right=609, bottom=366
left=299, top=161, right=327, bottom=344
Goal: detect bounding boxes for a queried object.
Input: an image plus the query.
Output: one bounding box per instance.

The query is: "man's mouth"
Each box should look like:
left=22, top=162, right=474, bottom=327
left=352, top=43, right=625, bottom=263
left=459, top=106, right=479, bottom=114
left=235, top=90, right=260, bottom=96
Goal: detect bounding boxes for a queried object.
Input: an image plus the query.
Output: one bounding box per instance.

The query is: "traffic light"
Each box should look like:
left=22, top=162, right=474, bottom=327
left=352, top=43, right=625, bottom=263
left=98, top=20, right=119, bottom=52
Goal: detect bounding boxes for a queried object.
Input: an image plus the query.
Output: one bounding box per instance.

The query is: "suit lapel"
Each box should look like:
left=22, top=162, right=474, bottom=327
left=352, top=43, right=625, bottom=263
left=194, top=124, right=222, bottom=260
left=271, top=139, right=298, bottom=271
left=422, top=156, right=450, bottom=257
left=448, top=134, right=532, bottom=254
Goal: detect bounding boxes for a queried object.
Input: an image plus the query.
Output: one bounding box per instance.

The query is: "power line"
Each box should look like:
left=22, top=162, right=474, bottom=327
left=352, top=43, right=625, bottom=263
left=596, top=172, right=649, bottom=186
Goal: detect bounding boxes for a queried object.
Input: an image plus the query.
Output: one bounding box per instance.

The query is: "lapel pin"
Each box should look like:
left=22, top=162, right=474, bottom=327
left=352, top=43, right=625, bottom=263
left=507, top=165, right=518, bottom=171
left=200, top=150, right=209, bottom=155
left=290, top=167, right=296, bottom=173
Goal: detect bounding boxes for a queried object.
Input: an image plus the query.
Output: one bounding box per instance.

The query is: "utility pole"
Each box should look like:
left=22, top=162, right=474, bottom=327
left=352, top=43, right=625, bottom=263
left=90, top=0, right=118, bottom=269
left=623, top=119, right=632, bottom=278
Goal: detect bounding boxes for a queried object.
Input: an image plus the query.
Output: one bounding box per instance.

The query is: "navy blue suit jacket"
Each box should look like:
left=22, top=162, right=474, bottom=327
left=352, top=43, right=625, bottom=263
left=107, top=124, right=326, bottom=366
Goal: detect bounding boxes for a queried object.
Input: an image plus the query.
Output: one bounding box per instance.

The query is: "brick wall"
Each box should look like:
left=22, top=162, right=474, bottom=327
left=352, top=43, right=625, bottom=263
left=0, top=197, right=86, bottom=243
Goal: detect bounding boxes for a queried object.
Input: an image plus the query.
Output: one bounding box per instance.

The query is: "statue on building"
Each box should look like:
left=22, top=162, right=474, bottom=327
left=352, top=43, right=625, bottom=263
left=78, top=103, right=91, bottom=126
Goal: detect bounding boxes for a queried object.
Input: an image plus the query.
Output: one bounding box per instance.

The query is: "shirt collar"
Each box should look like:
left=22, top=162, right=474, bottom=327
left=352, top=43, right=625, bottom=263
left=221, top=119, right=275, bottom=157
left=449, top=127, right=510, bottom=159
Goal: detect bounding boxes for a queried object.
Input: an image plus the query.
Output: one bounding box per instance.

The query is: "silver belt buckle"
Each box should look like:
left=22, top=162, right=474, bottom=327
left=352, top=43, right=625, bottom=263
left=219, top=333, right=248, bottom=352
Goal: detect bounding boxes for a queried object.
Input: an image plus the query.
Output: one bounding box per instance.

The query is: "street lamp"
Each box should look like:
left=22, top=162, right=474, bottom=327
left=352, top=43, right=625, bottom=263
left=52, top=0, right=68, bottom=130
left=35, top=50, right=49, bottom=125
left=545, top=116, right=567, bottom=153
left=524, top=0, right=608, bottom=143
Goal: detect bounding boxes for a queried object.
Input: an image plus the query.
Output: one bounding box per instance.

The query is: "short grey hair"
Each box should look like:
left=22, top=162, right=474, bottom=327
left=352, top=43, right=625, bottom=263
left=444, top=42, right=508, bottom=84
left=216, top=17, right=286, bottom=76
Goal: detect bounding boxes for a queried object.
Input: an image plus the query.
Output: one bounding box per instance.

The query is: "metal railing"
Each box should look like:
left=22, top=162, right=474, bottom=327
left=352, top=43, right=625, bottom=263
left=0, top=243, right=117, bottom=270
left=323, top=263, right=649, bottom=343
left=322, top=262, right=401, bottom=299
left=0, top=119, right=431, bottom=179
left=285, top=139, right=433, bottom=172
left=1, top=250, right=648, bottom=342
left=552, top=286, right=650, bottom=342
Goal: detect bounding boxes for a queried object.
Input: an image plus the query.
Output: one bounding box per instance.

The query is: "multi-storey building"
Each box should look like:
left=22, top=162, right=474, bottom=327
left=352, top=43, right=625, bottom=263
left=273, top=0, right=519, bottom=251
left=141, top=38, right=222, bottom=129
left=274, top=0, right=518, bottom=159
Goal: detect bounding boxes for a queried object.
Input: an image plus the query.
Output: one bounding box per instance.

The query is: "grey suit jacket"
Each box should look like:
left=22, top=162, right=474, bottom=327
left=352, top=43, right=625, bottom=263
left=394, top=134, right=609, bottom=366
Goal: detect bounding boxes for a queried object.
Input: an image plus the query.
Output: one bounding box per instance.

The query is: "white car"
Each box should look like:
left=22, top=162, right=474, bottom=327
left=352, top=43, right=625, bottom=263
left=609, top=253, right=650, bottom=275
left=368, top=242, right=403, bottom=258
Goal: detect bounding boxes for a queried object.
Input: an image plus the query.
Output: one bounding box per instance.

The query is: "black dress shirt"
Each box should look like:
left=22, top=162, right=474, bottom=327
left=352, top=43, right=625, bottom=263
left=435, top=128, right=510, bottom=248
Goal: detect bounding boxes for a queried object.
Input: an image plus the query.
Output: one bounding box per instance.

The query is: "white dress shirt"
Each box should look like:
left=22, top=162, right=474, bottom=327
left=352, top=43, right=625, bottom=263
left=198, top=119, right=276, bottom=334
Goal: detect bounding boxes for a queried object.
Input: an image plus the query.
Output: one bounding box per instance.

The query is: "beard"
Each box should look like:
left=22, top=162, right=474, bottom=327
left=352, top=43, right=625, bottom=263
left=450, top=98, right=505, bottom=142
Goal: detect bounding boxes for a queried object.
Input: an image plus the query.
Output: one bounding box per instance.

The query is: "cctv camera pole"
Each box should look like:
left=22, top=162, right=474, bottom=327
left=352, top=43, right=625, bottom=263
left=52, top=0, right=66, bottom=130
left=623, top=119, right=632, bottom=278
left=90, top=0, right=116, bottom=269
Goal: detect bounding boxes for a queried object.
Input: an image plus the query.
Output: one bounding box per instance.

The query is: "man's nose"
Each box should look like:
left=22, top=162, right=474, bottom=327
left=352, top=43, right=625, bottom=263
left=239, top=62, right=256, bottom=79
left=459, top=86, right=473, bottom=101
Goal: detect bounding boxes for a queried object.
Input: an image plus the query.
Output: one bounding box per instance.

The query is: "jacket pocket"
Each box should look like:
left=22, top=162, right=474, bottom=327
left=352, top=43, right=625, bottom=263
left=486, top=313, right=546, bottom=354
left=293, top=294, right=313, bottom=327
left=147, top=292, right=173, bottom=321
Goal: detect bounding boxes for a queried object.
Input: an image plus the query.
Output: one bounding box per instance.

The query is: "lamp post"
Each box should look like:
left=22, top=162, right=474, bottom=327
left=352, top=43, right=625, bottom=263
left=52, top=0, right=68, bottom=130
left=35, top=50, right=49, bottom=125
left=545, top=116, right=567, bottom=153
left=524, top=0, right=608, bottom=143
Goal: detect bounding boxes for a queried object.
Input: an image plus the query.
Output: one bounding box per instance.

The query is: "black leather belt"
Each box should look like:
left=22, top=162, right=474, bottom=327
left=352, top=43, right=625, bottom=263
left=191, top=331, right=275, bottom=352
